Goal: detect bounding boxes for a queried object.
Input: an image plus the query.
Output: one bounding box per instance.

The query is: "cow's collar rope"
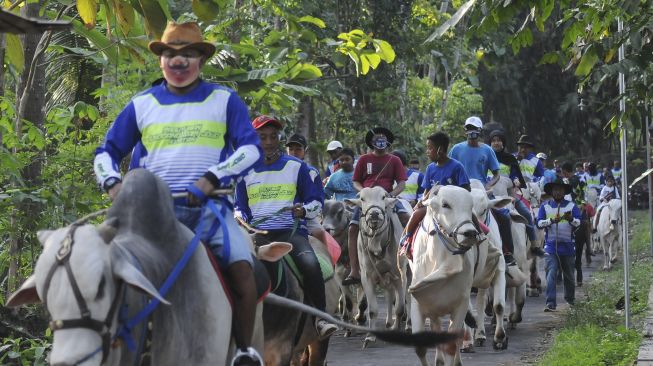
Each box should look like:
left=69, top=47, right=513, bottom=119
left=359, top=207, right=399, bottom=280
left=426, top=217, right=481, bottom=255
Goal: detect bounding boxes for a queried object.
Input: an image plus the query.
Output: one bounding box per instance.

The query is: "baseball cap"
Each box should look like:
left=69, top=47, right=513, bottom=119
left=536, top=152, right=548, bottom=160
left=464, top=116, right=483, bottom=129
left=252, top=115, right=282, bottom=130
left=285, top=133, right=308, bottom=148
left=326, top=140, right=343, bottom=151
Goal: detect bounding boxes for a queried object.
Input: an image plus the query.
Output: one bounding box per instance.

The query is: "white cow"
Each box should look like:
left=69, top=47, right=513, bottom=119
left=519, top=182, right=545, bottom=297
left=598, top=199, right=623, bottom=270
left=468, top=186, right=510, bottom=350
left=408, top=185, right=484, bottom=366
left=489, top=178, right=532, bottom=331
left=586, top=188, right=602, bottom=253
left=345, top=187, right=407, bottom=347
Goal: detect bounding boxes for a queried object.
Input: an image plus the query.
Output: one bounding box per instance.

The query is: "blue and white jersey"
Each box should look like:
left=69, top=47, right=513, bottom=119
left=94, top=80, right=262, bottom=193
left=235, top=154, right=323, bottom=236
left=398, top=168, right=424, bottom=201
left=586, top=173, right=604, bottom=193
left=536, top=199, right=581, bottom=256
left=516, top=152, right=544, bottom=182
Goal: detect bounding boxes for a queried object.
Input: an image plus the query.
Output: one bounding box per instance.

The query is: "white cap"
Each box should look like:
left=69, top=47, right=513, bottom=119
left=326, top=140, right=343, bottom=151
left=464, top=116, right=483, bottom=129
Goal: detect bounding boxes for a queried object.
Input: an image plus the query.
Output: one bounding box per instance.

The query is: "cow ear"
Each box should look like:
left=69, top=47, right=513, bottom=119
left=344, top=199, right=362, bottom=208
left=6, top=275, right=41, bottom=307
left=509, top=212, right=529, bottom=225
left=37, top=230, right=54, bottom=247
left=422, top=197, right=434, bottom=208
left=385, top=197, right=398, bottom=209
left=489, top=197, right=512, bottom=209
left=257, top=242, right=293, bottom=262
left=97, top=217, right=119, bottom=244
left=111, top=245, right=170, bottom=305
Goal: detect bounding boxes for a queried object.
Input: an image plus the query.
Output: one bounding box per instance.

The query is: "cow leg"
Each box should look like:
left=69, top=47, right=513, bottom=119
left=506, top=287, right=516, bottom=329
left=361, top=273, right=378, bottom=348
left=307, top=338, right=329, bottom=366
left=392, top=277, right=405, bottom=330
left=385, top=287, right=396, bottom=329
left=492, top=271, right=508, bottom=350
left=601, top=235, right=610, bottom=270
left=411, top=297, right=429, bottom=366
left=474, top=288, right=487, bottom=347
left=448, top=305, right=468, bottom=366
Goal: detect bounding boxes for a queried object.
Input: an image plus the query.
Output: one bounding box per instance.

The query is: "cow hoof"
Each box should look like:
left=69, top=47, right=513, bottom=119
left=344, top=329, right=352, bottom=338
left=493, top=337, right=508, bottom=350
left=526, top=288, right=539, bottom=297
left=610, top=258, right=618, bottom=264
left=509, top=313, right=522, bottom=324
left=508, top=322, right=517, bottom=330
left=362, top=335, right=376, bottom=349
left=385, top=321, right=392, bottom=328
left=405, top=326, right=412, bottom=333
left=460, top=344, right=475, bottom=353
left=603, top=266, right=609, bottom=271
left=474, top=338, right=485, bottom=347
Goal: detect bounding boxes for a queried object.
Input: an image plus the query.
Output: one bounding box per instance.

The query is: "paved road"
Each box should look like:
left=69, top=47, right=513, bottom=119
left=327, top=255, right=598, bottom=365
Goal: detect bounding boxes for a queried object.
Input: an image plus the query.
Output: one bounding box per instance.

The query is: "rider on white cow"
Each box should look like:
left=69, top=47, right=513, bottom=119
left=93, top=21, right=262, bottom=365
left=399, top=132, right=477, bottom=258
left=514, top=134, right=545, bottom=183
left=342, top=127, right=409, bottom=285
left=487, top=130, right=543, bottom=257
left=592, top=174, right=620, bottom=232
left=450, top=118, right=520, bottom=265
left=324, top=148, right=358, bottom=201
left=537, top=178, right=581, bottom=312
left=235, top=116, right=338, bottom=339
left=285, top=133, right=330, bottom=248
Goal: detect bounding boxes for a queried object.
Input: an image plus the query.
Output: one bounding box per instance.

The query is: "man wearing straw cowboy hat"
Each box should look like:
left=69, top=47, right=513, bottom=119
left=536, top=178, right=581, bottom=312
left=94, top=21, right=264, bottom=365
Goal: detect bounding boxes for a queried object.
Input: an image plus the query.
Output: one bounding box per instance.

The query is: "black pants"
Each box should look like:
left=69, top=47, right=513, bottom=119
left=254, top=231, right=326, bottom=312
left=574, top=221, right=589, bottom=283
left=492, top=209, right=514, bottom=255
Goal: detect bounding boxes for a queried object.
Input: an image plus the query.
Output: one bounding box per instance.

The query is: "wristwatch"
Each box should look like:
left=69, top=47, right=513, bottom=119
left=103, top=177, right=121, bottom=192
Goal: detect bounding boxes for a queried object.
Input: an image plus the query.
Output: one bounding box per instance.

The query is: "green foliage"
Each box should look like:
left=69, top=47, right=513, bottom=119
left=0, top=337, right=51, bottom=366
left=539, top=211, right=653, bottom=365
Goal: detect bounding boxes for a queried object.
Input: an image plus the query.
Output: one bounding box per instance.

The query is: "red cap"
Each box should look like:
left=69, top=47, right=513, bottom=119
left=252, top=115, right=282, bottom=130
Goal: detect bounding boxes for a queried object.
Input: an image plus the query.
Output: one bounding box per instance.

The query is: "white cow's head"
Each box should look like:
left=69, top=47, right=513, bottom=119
left=322, top=200, right=351, bottom=237
left=424, top=185, right=480, bottom=250
left=606, top=198, right=623, bottom=227
left=345, top=187, right=397, bottom=230
left=345, top=187, right=398, bottom=255
left=7, top=219, right=166, bottom=366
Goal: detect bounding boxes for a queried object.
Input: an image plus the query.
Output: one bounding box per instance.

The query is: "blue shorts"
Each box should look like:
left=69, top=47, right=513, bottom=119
left=175, top=200, right=253, bottom=268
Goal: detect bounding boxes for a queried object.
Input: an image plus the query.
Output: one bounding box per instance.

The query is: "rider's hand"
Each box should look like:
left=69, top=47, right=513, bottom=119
left=513, top=179, right=521, bottom=188
left=108, top=183, right=122, bottom=201
left=291, top=203, right=306, bottom=219
left=563, top=212, right=572, bottom=221
left=188, top=177, right=215, bottom=207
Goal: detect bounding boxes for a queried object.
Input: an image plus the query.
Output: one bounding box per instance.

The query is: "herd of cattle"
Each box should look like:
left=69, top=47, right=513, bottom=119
left=5, top=169, right=624, bottom=366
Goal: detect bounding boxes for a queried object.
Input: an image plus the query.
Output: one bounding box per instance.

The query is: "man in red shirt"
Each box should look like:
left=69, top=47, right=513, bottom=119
left=342, top=127, right=408, bottom=285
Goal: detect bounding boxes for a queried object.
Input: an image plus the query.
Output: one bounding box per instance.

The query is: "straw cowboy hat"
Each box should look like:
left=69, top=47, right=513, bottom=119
left=516, top=134, right=535, bottom=147
left=148, top=21, right=216, bottom=57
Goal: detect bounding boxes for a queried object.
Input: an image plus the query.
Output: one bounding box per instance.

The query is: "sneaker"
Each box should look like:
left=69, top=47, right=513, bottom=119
left=231, top=347, right=263, bottom=366
left=544, top=305, right=556, bottom=312
left=315, top=318, right=338, bottom=340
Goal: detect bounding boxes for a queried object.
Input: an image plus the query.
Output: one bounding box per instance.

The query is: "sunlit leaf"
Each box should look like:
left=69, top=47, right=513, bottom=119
left=113, top=0, right=135, bottom=36
left=192, top=0, right=221, bottom=22
left=575, top=47, right=598, bottom=76
left=77, top=0, right=98, bottom=27
left=5, top=34, right=24, bottom=73
left=298, top=15, right=326, bottom=29
left=425, top=0, right=476, bottom=42
left=373, top=39, right=395, bottom=63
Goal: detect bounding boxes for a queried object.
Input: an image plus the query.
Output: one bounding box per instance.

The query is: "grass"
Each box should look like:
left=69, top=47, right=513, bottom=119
left=538, top=210, right=653, bottom=366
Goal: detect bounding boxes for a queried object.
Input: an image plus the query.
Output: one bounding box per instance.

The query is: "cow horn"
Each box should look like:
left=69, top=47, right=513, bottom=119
left=97, top=217, right=119, bottom=244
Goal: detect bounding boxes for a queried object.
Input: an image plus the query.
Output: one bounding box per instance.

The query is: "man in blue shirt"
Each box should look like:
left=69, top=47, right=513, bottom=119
left=449, top=116, right=500, bottom=188
left=324, top=148, right=357, bottom=201
left=93, top=22, right=262, bottom=365
left=537, top=178, right=581, bottom=311
left=450, top=117, right=518, bottom=265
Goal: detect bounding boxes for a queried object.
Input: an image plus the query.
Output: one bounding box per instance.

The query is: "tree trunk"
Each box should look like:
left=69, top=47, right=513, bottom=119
left=298, top=96, right=320, bottom=168
left=7, top=1, right=48, bottom=295
left=0, top=33, right=5, bottom=146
